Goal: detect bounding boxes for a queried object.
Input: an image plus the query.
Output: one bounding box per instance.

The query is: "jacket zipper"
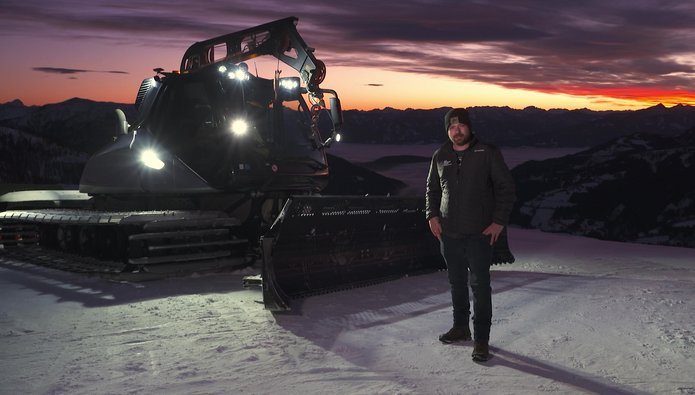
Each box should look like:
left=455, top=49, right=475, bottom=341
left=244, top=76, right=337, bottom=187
left=456, top=153, right=462, bottom=182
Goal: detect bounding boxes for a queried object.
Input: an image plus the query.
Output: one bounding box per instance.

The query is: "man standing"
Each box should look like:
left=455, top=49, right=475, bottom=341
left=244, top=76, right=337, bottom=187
left=426, top=108, right=516, bottom=362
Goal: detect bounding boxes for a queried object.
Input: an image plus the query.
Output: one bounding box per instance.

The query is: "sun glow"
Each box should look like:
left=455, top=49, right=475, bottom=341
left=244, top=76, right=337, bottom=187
left=321, top=66, right=677, bottom=111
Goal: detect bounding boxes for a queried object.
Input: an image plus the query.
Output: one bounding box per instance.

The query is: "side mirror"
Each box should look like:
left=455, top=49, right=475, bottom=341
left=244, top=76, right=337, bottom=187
left=321, top=97, right=343, bottom=148
left=329, top=97, right=343, bottom=128
left=115, top=109, right=130, bottom=135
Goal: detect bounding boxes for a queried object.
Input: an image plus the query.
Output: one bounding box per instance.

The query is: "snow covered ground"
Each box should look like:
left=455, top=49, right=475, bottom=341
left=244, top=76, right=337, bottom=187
left=1, top=228, right=694, bottom=394
left=1, top=145, right=694, bottom=394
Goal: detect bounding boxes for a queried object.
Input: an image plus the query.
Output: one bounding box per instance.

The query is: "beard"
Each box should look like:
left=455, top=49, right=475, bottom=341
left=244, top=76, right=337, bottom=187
left=451, top=133, right=473, bottom=147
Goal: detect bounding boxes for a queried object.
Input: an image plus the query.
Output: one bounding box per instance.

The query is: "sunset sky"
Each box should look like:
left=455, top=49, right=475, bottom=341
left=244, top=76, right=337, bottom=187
left=1, top=0, right=694, bottom=111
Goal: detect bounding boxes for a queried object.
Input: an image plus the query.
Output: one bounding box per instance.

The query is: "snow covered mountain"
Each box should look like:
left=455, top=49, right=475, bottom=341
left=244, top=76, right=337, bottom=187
left=4, top=99, right=694, bottom=150
left=511, top=128, right=695, bottom=247
left=343, top=103, right=695, bottom=147
left=0, top=126, right=88, bottom=185
left=0, top=99, right=34, bottom=121
left=0, top=98, right=137, bottom=155
left=0, top=99, right=134, bottom=185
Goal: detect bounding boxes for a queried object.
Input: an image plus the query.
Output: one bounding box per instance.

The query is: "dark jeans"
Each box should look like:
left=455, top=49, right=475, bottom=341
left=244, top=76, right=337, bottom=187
left=440, top=234, right=493, bottom=341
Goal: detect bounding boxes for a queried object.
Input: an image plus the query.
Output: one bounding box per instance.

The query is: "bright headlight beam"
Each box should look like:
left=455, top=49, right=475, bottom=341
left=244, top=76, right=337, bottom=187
left=228, top=68, right=249, bottom=81
left=279, top=79, right=299, bottom=90
left=230, top=119, right=249, bottom=136
left=141, top=149, right=165, bottom=170
left=236, top=69, right=249, bottom=80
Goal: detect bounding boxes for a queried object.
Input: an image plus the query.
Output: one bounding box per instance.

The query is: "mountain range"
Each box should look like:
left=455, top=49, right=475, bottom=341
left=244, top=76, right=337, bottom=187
left=3, top=98, right=695, bottom=149
left=343, top=104, right=695, bottom=146
left=1, top=98, right=694, bottom=247
left=511, top=128, right=695, bottom=247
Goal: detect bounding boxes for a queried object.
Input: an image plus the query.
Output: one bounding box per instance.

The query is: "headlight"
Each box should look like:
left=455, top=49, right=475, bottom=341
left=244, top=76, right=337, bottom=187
left=279, top=77, right=300, bottom=90
left=230, top=119, right=249, bottom=136
left=227, top=63, right=250, bottom=81
left=228, top=69, right=250, bottom=80
left=219, top=63, right=249, bottom=80
left=140, top=149, right=165, bottom=170
left=278, top=77, right=301, bottom=100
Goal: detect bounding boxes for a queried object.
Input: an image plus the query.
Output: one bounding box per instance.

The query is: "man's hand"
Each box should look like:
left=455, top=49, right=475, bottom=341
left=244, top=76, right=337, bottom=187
left=429, top=217, right=442, bottom=240
left=482, top=223, right=504, bottom=245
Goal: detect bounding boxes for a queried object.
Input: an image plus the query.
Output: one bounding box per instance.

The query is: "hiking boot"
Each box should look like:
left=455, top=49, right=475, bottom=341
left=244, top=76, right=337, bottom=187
left=472, top=340, right=491, bottom=361
left=438, top=326, right=472, bottom=343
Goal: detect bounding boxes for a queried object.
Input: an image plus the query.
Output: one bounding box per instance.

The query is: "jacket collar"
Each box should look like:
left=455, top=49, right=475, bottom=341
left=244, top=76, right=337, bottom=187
left=443, top=137, right=479, bottom=154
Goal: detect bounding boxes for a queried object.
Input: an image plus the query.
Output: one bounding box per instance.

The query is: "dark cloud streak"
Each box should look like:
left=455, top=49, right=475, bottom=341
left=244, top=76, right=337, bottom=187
left=33, top=67, right=90, bottom=75
left=33, top=67, right=129, bottom=75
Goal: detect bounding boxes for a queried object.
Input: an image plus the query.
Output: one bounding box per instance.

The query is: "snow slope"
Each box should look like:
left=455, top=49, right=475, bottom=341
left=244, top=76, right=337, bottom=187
left=328, top=143, right=583, bottom=196
left=1, top=228, right=694, bottom=395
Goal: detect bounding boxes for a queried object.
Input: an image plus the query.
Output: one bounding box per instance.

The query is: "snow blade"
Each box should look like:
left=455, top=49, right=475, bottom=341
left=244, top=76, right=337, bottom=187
left=260, top=196, right=446, bottom=310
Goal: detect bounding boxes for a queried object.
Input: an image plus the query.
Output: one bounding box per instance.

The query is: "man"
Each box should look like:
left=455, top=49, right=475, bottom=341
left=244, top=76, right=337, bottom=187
left=426, top=108, right=516, bottom=362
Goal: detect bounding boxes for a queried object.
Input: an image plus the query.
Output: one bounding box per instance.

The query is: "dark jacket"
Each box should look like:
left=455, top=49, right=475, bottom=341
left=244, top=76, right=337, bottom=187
left=426, top=138, right=516, bottom=237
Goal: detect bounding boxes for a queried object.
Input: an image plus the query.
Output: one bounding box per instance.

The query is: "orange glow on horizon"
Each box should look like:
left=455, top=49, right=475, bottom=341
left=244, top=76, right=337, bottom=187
left=321, top=67, right=691, bottom=111
left=529, top=86, right=695, bottom=109
left=4, top=64, right=693, bottom=112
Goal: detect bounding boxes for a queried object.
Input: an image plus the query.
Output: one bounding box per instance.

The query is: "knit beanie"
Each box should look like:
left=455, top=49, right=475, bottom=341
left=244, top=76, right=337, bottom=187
left=444, top=108, right=472, bottom=132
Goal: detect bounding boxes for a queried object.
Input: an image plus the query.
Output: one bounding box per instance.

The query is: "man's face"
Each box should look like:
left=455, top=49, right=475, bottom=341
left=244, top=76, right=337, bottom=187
left=447, top=119, right=472, bottom=147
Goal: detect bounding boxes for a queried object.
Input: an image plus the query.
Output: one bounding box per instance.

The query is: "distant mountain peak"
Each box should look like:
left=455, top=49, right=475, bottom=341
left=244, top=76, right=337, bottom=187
left=1, top=99, right=25, bottom=107
left=0, top=99, right=33, bottom=121
left=522, top=105, right=546, bottom=112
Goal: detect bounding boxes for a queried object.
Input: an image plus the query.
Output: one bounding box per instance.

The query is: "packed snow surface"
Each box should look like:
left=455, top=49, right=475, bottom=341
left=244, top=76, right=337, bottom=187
left=1, top=145, right=693, bottom=394
left=1, top=228, right=694, bottom=395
